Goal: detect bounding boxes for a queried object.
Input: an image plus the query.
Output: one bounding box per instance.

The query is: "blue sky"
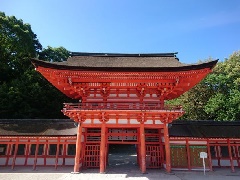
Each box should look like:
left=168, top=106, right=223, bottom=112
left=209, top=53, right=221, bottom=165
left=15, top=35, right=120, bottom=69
left=1, top=0, right=240, bottom=63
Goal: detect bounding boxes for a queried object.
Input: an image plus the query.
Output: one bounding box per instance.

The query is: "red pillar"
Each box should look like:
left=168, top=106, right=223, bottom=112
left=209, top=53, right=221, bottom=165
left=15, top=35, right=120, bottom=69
left=72, top=123, right=82, bottom=173
left=12, top=138, right=19, bottom=170
left=207, top=139, right=213, bottom=171
left=33, top=138, right=39, bottom=170
left=227, top=139, right=235, bottom=173
left=55, top=137, right=60, bottom=170
left=140, top=123, right=146, bottom=173
left=100, top=122, right=106, bottom=173
left=164, top=123, right=171, bottom=173
left=186, top=139, right=191, bottom=170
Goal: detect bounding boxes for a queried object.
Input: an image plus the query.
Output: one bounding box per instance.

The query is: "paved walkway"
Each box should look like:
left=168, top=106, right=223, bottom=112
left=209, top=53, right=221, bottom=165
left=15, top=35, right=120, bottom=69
left=1, top=145, right=239, bottom=180
left=0, top=166, right=239, bottom=180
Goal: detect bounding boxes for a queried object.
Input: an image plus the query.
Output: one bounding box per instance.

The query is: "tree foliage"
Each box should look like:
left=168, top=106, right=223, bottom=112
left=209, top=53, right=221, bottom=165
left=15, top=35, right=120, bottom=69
left=170, top=51, right=240, bottom=121
left=39, top=46, right=70, bottom=62
left=204, top=52, right=240, bottom=121
left=0, top=12, right=71, bottom=119
left=0, top=12, right=42, bottom=84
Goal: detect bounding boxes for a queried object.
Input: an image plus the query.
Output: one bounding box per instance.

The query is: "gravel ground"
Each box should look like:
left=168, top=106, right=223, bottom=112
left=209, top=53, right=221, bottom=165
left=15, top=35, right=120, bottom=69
left=1, top=145, right=239, bottom=180
left=0, top=166, right=240, bottom=180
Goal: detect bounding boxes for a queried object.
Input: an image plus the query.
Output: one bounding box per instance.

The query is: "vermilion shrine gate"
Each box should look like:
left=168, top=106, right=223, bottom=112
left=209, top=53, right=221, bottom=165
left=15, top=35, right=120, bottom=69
left=32, top=52, right=217, bottom=173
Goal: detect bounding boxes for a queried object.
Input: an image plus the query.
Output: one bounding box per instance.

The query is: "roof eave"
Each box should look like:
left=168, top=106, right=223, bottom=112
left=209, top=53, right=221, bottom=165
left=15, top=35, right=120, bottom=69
left=31, top=58, right=218, bottom=72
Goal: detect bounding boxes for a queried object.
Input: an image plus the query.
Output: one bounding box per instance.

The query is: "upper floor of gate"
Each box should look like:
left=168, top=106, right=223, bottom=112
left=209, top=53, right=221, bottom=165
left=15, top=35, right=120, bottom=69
left=31, top=52, right=218, bottom=103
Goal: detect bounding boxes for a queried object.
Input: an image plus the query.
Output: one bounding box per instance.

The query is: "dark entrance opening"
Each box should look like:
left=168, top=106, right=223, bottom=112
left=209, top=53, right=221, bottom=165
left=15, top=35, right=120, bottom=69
left=107, top=144, right=138, bottom=171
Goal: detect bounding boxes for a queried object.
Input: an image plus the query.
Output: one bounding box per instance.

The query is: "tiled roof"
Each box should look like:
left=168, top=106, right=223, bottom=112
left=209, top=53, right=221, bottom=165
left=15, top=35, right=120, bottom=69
left=169, top=121, right=240, bottom=138
left=1, top=119, right=240, bottom=138
left=0, top=119, right=77, bottom=136
left=31, top=52, right=218, bottom=72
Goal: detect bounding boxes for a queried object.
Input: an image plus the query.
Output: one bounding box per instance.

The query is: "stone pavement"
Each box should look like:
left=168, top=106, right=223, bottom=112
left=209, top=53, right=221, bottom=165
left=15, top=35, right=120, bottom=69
left=1, top=145, right=239, bottom=180
left=0, top=166, right=239, bottom=180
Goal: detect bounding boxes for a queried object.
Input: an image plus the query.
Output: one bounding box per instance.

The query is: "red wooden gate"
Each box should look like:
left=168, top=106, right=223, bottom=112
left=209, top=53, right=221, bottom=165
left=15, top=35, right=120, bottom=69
left=83, top=144, right=100, bottom=168
left=145, top=129, right=164, bottom=168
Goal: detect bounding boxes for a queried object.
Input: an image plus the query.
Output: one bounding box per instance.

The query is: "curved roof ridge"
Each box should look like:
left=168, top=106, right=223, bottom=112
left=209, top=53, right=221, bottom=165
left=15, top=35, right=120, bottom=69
left=31, top=57, right=218, bottom=72
left=70, top=52, right=179, bottom=58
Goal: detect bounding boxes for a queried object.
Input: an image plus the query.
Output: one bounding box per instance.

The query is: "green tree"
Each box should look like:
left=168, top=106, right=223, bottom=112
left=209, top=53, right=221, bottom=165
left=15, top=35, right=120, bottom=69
left=204, top=51, right=240, bottom=121
left=169, top=51, right=240, bottom=121
left=39, top=46, right=70, bottom=62
left=0, top=12, right=42, bottom=84
left=0, top=12, right=72, bottom=119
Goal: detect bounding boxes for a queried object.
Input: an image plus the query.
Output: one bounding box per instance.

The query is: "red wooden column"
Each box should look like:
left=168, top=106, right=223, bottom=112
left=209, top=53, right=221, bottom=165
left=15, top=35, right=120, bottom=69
left=12, top=138, right=19, bottom=170
left=140, top=122, right=146, bottom=173
left=33, top=137, right=39, bottom=170
left=72, top=123, right=82, bottom=173
left=55, top=137, right=60, bottom=170
left=227, top=139, right=235, bottom=173
left=164, top=122, right=171, bottom=173
left=186, top=139, right=191, bottom=170
left=5, top=140, right=12, bottom=166
left=207, top=139, right=213, bottom=171
left=100, top=122, right=106, bottom=173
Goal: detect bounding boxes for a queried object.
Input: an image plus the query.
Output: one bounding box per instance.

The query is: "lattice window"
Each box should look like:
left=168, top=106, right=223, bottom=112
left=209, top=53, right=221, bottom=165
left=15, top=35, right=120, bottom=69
left=107, top=128, right=137, bottom=142
left=145, top=129, right=160, bottom=142
left=86, top=128, right=101, bottom=142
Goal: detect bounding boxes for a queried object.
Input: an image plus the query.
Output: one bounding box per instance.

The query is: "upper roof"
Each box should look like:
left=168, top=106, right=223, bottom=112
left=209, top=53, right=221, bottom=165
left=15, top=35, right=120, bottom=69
left=32, top=52, right=218, bottom=72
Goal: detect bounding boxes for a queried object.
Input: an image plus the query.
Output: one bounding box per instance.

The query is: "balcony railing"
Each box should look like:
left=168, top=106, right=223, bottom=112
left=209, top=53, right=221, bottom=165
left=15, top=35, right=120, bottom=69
left=63, top=102, right=183, bottom=111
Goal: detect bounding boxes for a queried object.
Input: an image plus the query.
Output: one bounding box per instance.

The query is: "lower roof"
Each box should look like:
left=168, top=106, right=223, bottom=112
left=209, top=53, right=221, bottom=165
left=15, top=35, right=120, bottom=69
left=0, top=119, right=77, bottom=136
left=170, top=120, right=240, bottom=138
left=0, top=119, right=239, bottom=138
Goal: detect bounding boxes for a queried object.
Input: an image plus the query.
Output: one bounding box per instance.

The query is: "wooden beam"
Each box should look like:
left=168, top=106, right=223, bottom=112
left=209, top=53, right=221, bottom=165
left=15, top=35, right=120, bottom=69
left=62, top=139, right=67, bottom=166
left=140, top=123, right=146, bottom=173
left=186, top=139, right=191, bottom=170
left=207, top=139, right=213, bottom=171
left=44, top=140, right=48, bottom=166
left=100, top=122, right=106, bottom=173
left=228, top=139, right=235, bottom=173
left=55, top=137, right=60, bottom=170
left=11, top=138, right=19, bottom=170
left=5, top=140, right=12, bottom=166
left=24, top=139, right=30, bottom=166
left=33, top=137, right=39, bottom=170
left=236, top=145, right=240, bottom=168
left=72, top=123, right=82, bottom=173
left=164, top=123, right=171, bottom=173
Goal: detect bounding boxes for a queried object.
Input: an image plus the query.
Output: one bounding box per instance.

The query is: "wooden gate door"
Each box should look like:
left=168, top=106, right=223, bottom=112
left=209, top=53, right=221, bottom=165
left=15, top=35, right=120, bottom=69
left=83, top=144, right=100, bottom=168
left=83, top=128, right=101, bottom=168
left=145, top=129, right=164, bottom=168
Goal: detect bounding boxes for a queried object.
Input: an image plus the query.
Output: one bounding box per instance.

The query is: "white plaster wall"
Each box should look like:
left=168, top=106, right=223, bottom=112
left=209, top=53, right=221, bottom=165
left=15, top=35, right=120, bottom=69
left=4, top=157, right=75, bottom=166
left=0, top=158, right=6, bottom=165
left=212, top=159, right=238, bottom=167
left=65, top=158, right=75, bottom=165
left=15, top=158, right=25, bottom=165
left=7, top=158, right=13, bottom=165
left=46, top=158, right=56, bottom=165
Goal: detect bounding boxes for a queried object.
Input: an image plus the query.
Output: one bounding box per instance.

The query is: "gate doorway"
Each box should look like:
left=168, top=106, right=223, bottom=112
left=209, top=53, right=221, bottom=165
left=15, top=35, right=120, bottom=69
left=82, top=127, right=164, bottom=171
left=107, top=144, right=138, bottom=170
left=106, top=128, right=139, bottom=171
